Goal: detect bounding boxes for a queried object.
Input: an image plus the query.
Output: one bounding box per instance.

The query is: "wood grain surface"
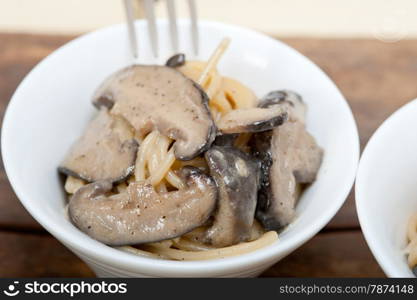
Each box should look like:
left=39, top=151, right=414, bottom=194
left=1, top=33, right=409, bottom=277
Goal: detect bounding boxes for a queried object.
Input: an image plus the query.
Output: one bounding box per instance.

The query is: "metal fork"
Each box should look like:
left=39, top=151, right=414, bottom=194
left=123, top=0, right=199, bottom=59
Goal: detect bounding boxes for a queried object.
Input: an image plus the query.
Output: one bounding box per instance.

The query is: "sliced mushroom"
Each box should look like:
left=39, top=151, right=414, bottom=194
left=69, top=167, right=218, bottom=246
left=93, top=65, right=216, bottom=160
left=217, top=105, right=288, bottom=134
left=251, top=120, right=323, bottom=230
left=165, top=53, right=186, bottom=68
left=59, top=109, right=138, bottom=183
left=259, top=89, right=306, bottom=122
left=203, top=146, right=260, bottom=247
left=92, top=73, right=122, bottom=109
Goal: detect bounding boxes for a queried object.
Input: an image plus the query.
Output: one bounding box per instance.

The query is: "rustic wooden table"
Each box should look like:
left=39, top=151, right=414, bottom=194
left=3, top=33, right=415, bottom=277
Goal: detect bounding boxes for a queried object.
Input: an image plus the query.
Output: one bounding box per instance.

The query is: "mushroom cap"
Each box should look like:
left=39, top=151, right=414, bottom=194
left=204, top=146, right=260, bottom=247
left=59, top=109, right=138, bottom=183
left=68, top=167, right=218, bottom=246
left=93, top=65, right=217, bottom=161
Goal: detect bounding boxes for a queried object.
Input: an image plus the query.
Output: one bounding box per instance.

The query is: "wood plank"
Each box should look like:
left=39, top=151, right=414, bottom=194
left=0, top=230, right=383, bottom=277
left=262, top=231, right=385, bottom=277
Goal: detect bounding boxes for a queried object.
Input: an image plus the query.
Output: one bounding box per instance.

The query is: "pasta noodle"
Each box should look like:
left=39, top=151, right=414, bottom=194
left=65, top=38, right=279, bottom=261
left=406, top=213, right=417, bottom=268
left=139, top=231, right=278, bottom=261
left=197, top=38, right=230, bottom=86
left=134, top=130, right=159, bottom=181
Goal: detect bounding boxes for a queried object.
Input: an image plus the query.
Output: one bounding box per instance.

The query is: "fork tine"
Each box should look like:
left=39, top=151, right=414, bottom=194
left=166, top=0, right=179, bottom=52
left=187, top=0, right=199, bottom=55
left=123, top=0, right=138, bottom=58
left=143, top=0, right=159, bottom=58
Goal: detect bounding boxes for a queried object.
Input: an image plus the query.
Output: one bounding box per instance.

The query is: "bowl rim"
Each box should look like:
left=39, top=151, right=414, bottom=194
left=356, top=98, right=417, bottom=278
left=1, top=19, right=360, bottom=276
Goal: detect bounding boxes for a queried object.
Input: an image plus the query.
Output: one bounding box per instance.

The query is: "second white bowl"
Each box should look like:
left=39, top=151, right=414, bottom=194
left=356, top=99, right=417, bottom=277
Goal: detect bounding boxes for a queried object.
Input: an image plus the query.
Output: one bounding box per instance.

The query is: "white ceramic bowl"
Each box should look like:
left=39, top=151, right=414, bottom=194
left=356, top=99, right=417, bottom=278
left=2, top=20, right=359, bottom=277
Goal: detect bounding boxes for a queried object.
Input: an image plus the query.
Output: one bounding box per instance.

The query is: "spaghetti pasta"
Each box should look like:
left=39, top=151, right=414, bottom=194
left=128, top=38, right=261, bottom=196
left=116, top=39, right=280, bottom=259
left=140, top=231, right=278, bottom=261
left=64, top=176, right=85, bottom=194
left=197, top=38, right=230, bottom=86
